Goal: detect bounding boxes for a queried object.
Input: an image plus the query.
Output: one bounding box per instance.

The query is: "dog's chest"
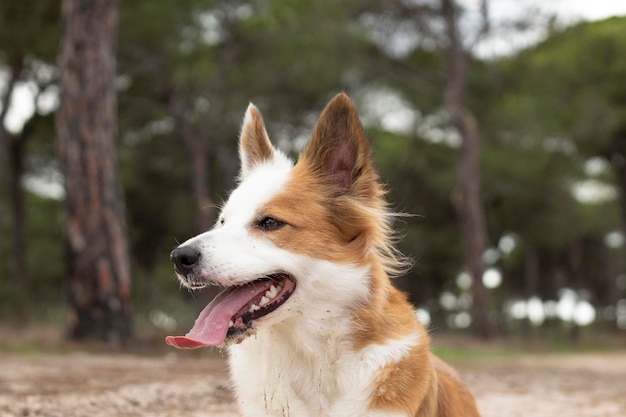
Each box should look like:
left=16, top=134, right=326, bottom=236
left=227, top=324, right=377, bottom=417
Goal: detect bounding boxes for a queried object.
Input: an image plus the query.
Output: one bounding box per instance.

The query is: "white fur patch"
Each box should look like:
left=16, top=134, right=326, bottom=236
left=361, top=332, right=420, bottom=370
left=179, top=158, right=293, bottom=287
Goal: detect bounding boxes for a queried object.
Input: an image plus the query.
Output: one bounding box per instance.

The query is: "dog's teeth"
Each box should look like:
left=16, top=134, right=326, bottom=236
left=229, top=320, right=234, bottom=328
left=260, top=296, right=270, bottom=306
left=267, top=285, right=278, bottom=299
left=249, top=304, right=260, bottom=313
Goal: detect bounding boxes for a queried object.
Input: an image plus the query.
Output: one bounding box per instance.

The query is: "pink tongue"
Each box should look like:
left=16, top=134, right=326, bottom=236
left=165, top=280, right=273, bottom=349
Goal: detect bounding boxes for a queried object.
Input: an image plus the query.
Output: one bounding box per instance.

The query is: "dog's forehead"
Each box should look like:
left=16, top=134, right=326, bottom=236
left=222, top=163, right=292, bottom=223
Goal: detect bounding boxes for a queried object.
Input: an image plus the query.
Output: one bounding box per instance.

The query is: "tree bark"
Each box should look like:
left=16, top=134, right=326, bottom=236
left=0, top=58, right=22, bottom=282
left=56, top=0, right=132, bottom=345
left=612, top=148, right=626, bottom=321
left=169, top=93, right=214, bottom=233
left=8, top=134, right=26, bottom=294
left=611, top=143, right=626, bottom=250
left=187, top=135, right=213, bottom=232
left=522, top=245, right=539, bottom=337
left=441, top=0, right=492, bottom=339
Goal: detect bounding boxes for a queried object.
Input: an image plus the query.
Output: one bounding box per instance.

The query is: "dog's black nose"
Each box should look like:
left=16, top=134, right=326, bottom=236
left=170, top=246, right=201, bottom=275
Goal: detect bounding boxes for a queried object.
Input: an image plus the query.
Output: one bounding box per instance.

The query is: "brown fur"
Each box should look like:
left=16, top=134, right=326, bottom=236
left=353, top=263, right=480, bottom=417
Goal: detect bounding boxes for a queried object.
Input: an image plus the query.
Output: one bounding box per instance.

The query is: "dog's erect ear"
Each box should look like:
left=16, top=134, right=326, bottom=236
left=301, top=93, right=373, bottom=195
left=239, top=103, right=275, bottom=178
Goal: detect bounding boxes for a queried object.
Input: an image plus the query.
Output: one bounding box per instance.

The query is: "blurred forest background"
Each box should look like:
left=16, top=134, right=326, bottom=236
left=0, top=0, right=625, bottom=348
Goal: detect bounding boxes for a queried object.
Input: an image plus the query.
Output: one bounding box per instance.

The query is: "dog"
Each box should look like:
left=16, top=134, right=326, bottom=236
left=166, top=93, right=481, bottom=417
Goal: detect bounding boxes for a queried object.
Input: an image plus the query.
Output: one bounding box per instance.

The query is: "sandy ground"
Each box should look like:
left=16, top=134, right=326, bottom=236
left=0, top=350, right=625, bottom=417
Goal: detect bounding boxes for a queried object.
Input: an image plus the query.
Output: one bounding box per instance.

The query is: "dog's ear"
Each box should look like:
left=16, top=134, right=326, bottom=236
left=239, top=103, right=275, bottom=179
left=301, top=93, right=373, bottom=195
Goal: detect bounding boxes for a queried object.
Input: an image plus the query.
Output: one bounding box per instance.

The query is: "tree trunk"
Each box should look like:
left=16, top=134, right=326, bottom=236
left=0, top=58, right=21, bottom=282
left=568, top=240, right=583, bottom=343
left=56, top=0, right=132, bottom=345
left=441, top=0, right=492, bottom=339
left=611, top=148, right=626, bottom=330
left=617, top=163, right=626, bottom=241
left=8, top=135, right=27, bottom=295
left=169, top=93, right=214, bottom=233
left=522, top=245, right=539, bottom=338
left=611, top=145, right=626, bottom=251
left=454, top=109, right=492, bottom=340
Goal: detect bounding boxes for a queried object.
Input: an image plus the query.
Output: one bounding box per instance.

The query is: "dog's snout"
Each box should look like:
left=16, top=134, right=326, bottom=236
left=170, top=246, right=201, bottom=275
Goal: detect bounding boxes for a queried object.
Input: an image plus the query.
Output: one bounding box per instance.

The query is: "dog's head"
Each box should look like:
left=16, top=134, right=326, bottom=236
left=166, top=93, right=400, bottom=348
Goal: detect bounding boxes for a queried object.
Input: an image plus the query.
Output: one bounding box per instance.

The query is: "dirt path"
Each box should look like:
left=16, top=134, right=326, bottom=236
left=463, top=353, right=626, bottom=417
left=0, top=351, right=624, bottom=417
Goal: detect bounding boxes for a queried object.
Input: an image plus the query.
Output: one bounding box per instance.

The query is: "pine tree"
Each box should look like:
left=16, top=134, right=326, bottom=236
left=56, top=0, right=132, bottom=345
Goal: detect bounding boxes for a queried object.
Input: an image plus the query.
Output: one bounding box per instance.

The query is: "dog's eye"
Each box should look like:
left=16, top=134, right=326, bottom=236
left=256, top=216, right=285, bottom=231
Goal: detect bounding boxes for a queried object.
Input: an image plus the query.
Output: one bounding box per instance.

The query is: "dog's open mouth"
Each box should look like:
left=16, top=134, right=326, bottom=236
left=165, top=273, right=296, bottom=349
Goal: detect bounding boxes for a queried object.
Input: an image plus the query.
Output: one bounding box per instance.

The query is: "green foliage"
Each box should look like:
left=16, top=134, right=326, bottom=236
left=496, top=17, right=626, bottom=153
left=369, top=128, right=462, bottom=305
left=24, top=194, right=64, bottom=302
left=481, top=142, right=582, bottom=248
left=477, top=17, right=626, bottom=306
left=2, top=1, right=625, bottom=339
left=116, top=0, right=380, bottom=279
left=120, top=131, right=194, bottom=270
left=0, top=193, right=63, bottom=315
left=0, top=2, right=58, bottom=62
